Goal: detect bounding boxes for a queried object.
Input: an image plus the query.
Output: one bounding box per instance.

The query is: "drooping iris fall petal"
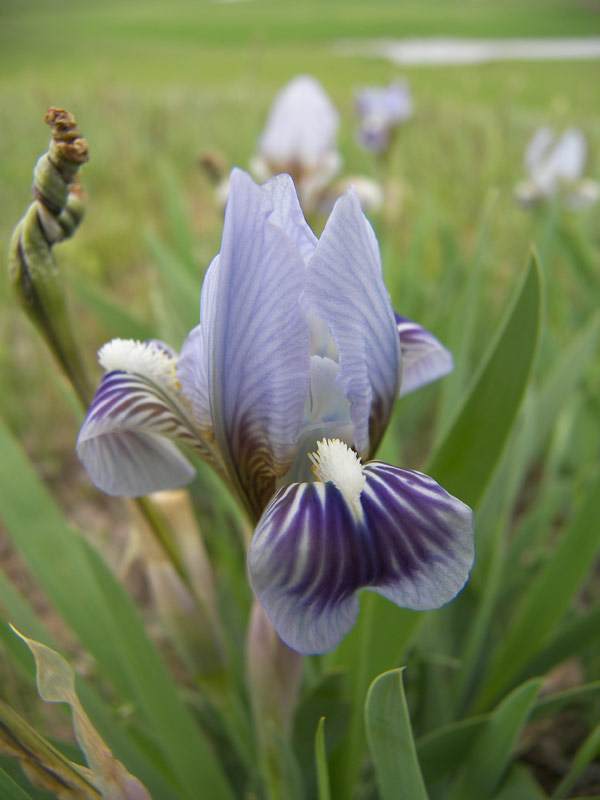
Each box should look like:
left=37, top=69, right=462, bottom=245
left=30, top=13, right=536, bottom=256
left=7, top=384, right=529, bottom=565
left=76, top=358, right=197, bottom=497
left=248, top=445, right=473, bottom=654
left=395, top=314, right=454, bottom=397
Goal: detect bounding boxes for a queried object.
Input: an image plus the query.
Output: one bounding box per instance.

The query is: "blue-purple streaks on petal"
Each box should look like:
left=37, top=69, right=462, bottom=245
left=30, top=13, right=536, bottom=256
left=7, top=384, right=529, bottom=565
left=248, top=461, right=473, bottom=654
left=363, top=462, right=474, bottom=609
left=262, top=174, right=318, bottom=264
left=207, top=169, right=311, bottom=519
left=249, top=482, right=362, bottom=653
left=395, top=313, right=454, bottom=397
left=77, top=371, right=197, bottom=496
left=305, top=189, right=401, bottom=459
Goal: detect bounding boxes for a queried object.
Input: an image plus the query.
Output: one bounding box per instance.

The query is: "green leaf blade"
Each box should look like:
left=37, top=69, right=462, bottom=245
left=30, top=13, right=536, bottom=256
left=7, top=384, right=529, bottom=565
left=365, top=669, right=429, bottom=800
left=428, top=251, right=543, bottom=509
left=448, top=678, right=544, bottom=800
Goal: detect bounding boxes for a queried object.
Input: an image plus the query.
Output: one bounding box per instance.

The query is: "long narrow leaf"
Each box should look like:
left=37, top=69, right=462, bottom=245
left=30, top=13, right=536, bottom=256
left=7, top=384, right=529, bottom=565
left=328, top=601, right=420, bottom=799
left=476, top=473, right=600, bottom=710
left=328, top=252, right=543, bottom=800
left=315, top=718, right=331, bottom=800
left=427, top=251, right=543, bottom=509
left=0, top=767, right=36, bottom=800
left=0, top=415, right=234, bottom=800
left=551, top=721, right=600, bottom=799
left=448, top=678, right=543, bottom=800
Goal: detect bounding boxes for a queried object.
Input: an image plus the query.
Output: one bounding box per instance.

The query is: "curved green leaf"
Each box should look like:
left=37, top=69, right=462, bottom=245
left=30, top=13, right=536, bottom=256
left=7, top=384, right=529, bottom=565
left=428, top=251, right=543, bottom=509
left=365, top=669, right=429, bottom=800
left=476, top=471, right=600, bottom=710
left=315, top=718, right=331, bottom=800
left=448, top=678, right=543, bottom=800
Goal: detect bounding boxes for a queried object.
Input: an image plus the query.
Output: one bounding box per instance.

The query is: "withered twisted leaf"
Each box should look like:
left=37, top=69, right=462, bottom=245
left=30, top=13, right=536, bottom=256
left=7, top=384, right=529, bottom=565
left=11, top=627, right=152, bottom=800
left=0, top=697, right=99, bottom=799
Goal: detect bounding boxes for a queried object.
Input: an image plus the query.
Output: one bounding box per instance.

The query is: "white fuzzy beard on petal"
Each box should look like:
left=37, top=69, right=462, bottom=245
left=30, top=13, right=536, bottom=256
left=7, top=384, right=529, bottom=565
left=309, top=438, right=366, bottom=519
left=98, top=339, right=178, bottom=391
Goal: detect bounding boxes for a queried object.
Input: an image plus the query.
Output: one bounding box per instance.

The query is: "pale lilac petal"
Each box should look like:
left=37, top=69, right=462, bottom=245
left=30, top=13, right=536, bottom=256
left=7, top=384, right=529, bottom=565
left=261, top=173, right=318, bottom=263
left=304, top=188, right=401, bottom=459
left=177, top=324, right=212, bottom=432
left=77, top=372, right=196, bottom=496
left=205, top=169, right=311, bottom=518
left=248, top=462, right=473, bottom=654
left=396, top=314, right=454, bottom=396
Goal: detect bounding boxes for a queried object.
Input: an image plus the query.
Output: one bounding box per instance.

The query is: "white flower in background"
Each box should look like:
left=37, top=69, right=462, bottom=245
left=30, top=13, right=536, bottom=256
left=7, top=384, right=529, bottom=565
left=247, top=75, right=384, bottom=215
left=515, top=126, right=599, bottom=210
left=355, top=80, right=413, bottom=155
left=249, top=75, right=343, bottom=214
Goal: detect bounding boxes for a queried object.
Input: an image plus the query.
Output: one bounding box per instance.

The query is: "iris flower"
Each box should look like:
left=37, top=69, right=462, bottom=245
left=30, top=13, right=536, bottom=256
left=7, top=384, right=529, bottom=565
left=77, top=169, right=474, bottom=654
left=249, top=75, right=383, bottom=215
left=355, top=80, right=413, bottom=154
left=515, top=126, right=599, bottom=210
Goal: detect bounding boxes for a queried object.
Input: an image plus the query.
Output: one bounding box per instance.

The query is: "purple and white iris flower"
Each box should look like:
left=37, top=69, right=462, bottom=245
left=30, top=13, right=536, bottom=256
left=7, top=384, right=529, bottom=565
left=355, top=80, right=413, bottom=155
left=515, top=126, right=599, bottom=210
left=77, top=169, right=473, bottom=654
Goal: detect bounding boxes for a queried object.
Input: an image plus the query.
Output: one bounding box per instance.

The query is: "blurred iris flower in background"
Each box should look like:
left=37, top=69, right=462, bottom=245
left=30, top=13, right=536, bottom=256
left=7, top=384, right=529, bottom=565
left=249, top=75, right=343, bottom=213
left=354, top=80, right=413, bottom=155
left=77, top=169, right=473, bottom=653
left=515, top=126, right=599, bottom=209
left=249, top=74, right=383, bottom=214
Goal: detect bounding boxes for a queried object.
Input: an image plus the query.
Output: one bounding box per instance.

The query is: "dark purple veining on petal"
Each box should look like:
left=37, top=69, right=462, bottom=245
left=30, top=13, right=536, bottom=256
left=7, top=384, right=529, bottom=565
left=394, top=312, right=454, bottom=397
left=78, top=370, right=221, bottom=470
left=248, top=461, right=473, bottom=652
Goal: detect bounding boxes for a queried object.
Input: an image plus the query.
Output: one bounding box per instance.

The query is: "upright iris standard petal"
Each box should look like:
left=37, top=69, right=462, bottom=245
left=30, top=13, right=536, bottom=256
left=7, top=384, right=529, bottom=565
left=305, top=189, right=401, bottom=458
left=177, top=324, right=212, bottom=432
left=248, top=450, right=473, bottom=654
left=260, top=174, right=318, bottom=263
left=206, top=170, right=311, bottom=518
left=395, top=314, right=454, bottom=396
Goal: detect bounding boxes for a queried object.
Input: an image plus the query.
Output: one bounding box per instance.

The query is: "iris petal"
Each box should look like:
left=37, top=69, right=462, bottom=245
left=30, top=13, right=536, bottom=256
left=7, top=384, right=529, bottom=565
left=261, top=173, right=318, bottom=263
left=248, top=461, right=473, bottom=654
left=177, top=324, right=212, bottom=431
left=305, top=188, right=401, bottom=459
left=395, top=314, right=454, bottom=396
left=206, top=169, right=311, bottom=518
left=76, top=371, right=197, bottom=496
